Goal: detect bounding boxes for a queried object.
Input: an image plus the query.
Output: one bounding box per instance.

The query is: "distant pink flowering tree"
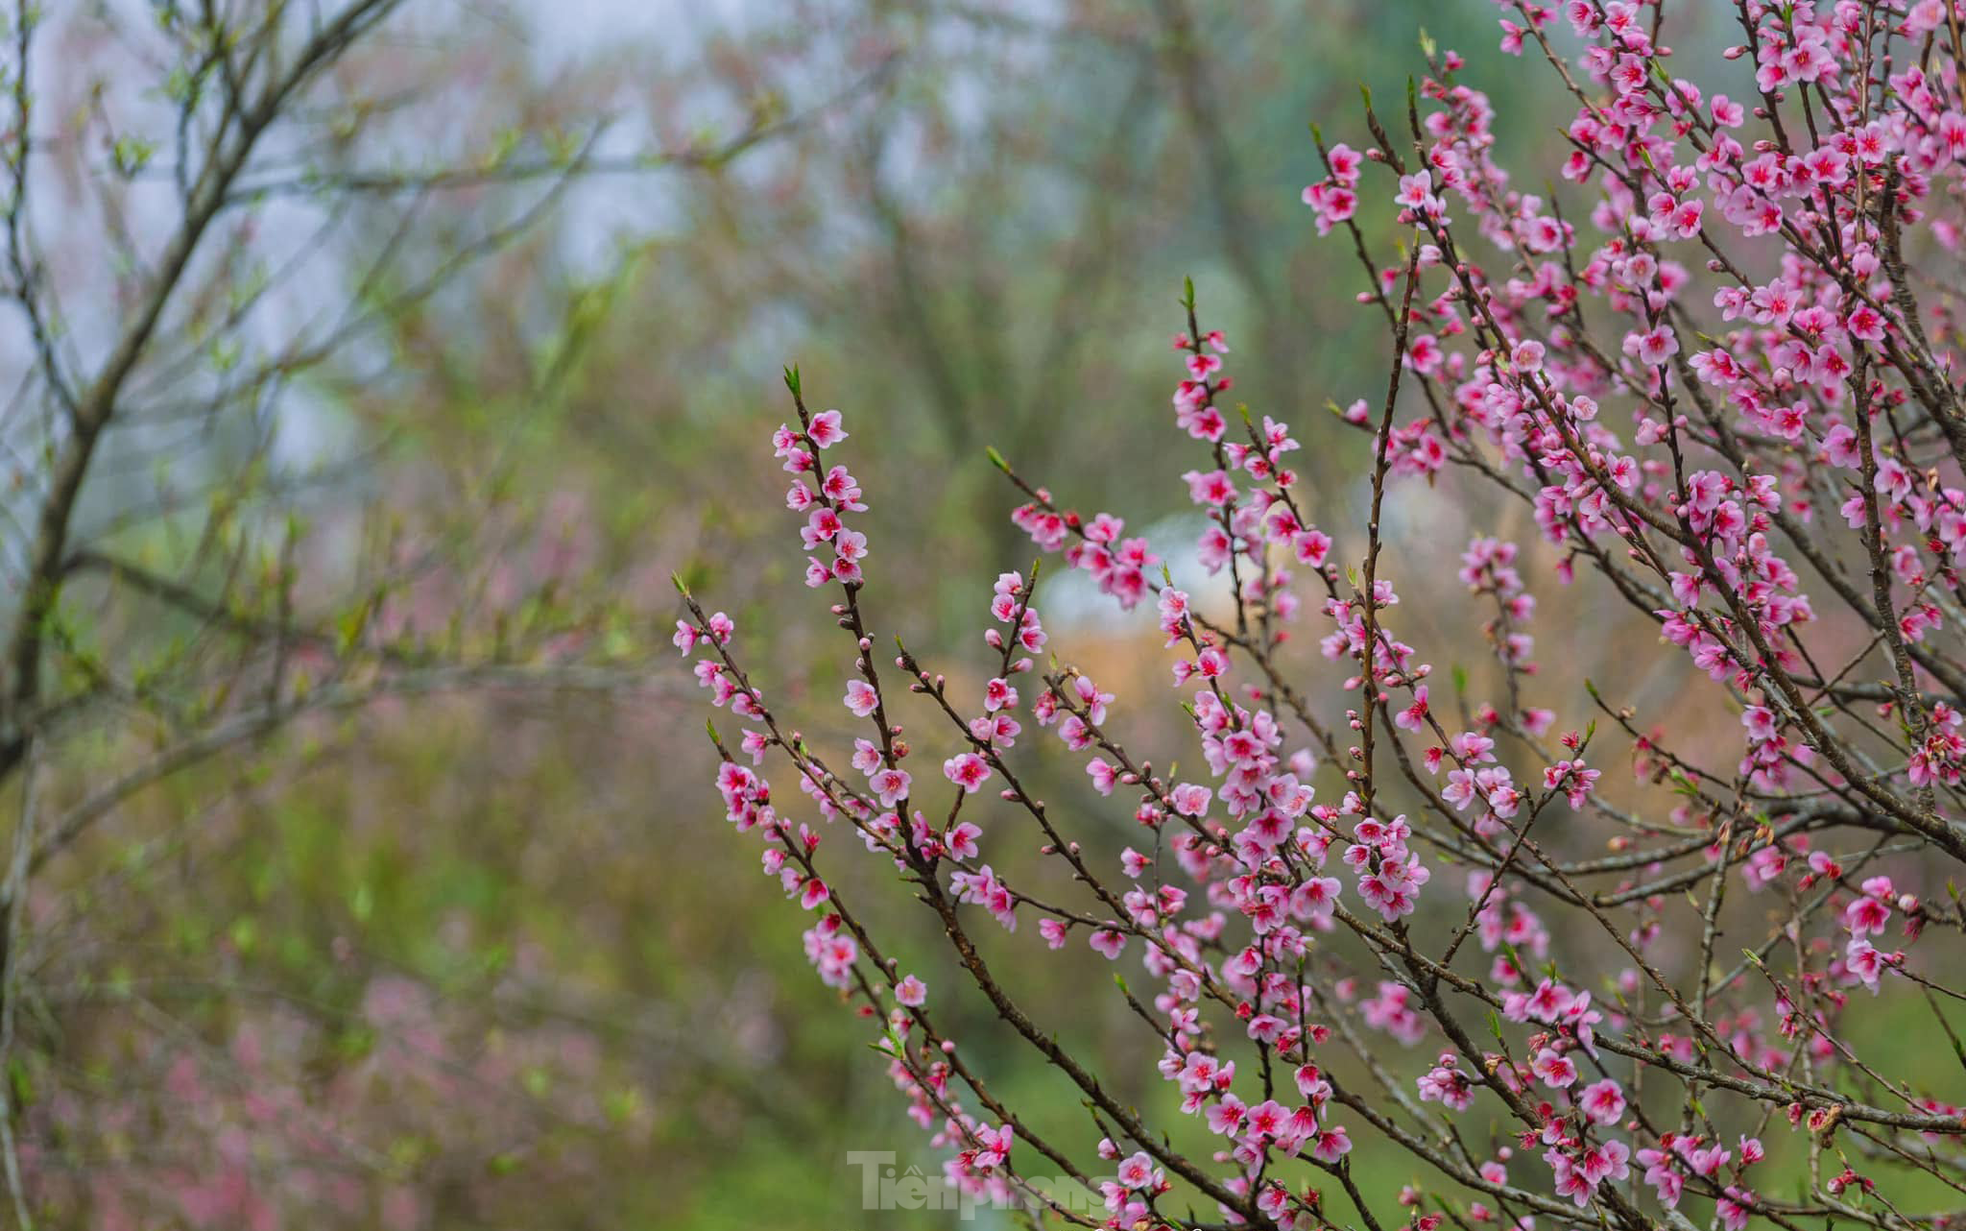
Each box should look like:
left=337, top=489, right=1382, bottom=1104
left=678, top=3, right=1966, bottom=1228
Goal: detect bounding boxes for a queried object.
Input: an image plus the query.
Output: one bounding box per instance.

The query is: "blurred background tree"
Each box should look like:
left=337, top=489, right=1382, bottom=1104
left=0, top=1, right=1806, bottom=1228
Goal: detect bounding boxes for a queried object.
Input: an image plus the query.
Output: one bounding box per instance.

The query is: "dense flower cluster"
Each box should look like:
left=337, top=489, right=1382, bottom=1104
left=679, top=4, right=1966, bottom=1229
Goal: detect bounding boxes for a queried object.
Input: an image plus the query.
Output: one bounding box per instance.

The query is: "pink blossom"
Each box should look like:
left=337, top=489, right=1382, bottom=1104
left=806, top=409, right=848, bottom=448
left=1088, top=929, right=1126, bottom=960
left=1578, top=1078, right=1625, bottom=1125
left=843, top=679, right=879, bottom=718
left=943, top=753, right=992, bottom=793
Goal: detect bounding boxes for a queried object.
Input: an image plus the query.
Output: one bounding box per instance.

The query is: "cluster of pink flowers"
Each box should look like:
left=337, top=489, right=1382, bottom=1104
left=679, top=4, right=1966, bottom=1228
left=776, top=409, right=868, bottom=587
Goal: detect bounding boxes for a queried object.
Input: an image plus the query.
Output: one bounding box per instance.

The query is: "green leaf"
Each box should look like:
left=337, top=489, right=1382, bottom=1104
left=603, top=1087, right=644, bottom=1124
left=110, top=135, right=156, bottom=177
